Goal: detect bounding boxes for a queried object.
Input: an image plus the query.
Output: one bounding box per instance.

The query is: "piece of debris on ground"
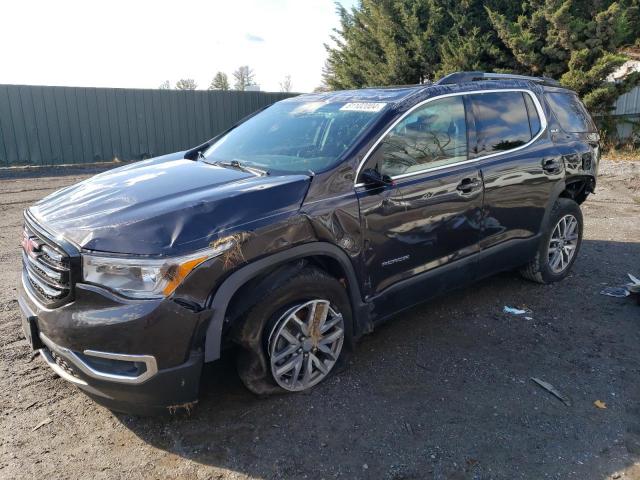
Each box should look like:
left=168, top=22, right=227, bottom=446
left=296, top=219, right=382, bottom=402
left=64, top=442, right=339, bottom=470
left=600, top=286, right=630, bottom=298
left=503, top=306, right=533, bottom=315
left=600, top=273, right=640, bottom=303
left=531, top=377, right=572, bottom=406
left=594, top=400, right=608, bottom=409
left=32, top=417, right=53, bottom=432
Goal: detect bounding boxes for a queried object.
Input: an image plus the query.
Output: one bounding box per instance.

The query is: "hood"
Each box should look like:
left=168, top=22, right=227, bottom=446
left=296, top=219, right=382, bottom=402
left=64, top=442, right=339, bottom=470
left=30, top=156, right=312, bottom=255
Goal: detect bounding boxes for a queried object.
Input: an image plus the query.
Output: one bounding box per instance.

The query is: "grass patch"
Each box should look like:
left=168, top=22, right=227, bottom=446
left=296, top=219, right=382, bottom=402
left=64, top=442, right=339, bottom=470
left=602, top=147, right=640, bottom=162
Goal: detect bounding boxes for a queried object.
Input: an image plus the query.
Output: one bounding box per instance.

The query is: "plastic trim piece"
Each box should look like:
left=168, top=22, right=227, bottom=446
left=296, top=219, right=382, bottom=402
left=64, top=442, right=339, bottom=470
left=39, top=332, right=158, bottom=385
left=203, top=242, right=367, bottom=362
left=39, top=347, right=88, bottom=386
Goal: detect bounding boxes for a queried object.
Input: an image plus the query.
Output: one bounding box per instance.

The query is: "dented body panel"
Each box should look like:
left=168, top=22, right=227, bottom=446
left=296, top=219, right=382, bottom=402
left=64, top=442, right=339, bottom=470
left=30, top=158, right=312, bottom=256
left=17, top=78, right=599, bottom=414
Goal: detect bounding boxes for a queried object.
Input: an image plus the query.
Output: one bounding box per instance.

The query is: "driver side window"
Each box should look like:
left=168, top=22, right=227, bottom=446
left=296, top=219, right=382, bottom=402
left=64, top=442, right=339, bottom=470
left=378, top=96, right=467, bottom=177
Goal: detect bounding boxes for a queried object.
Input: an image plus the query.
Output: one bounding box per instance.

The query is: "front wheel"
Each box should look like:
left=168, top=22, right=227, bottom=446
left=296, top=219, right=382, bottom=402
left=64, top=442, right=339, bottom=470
left=268, top=299, right=345, bottom=391
left=520, top=198, right=583, bottom=284
left=233, top=267, right=352, bottom=395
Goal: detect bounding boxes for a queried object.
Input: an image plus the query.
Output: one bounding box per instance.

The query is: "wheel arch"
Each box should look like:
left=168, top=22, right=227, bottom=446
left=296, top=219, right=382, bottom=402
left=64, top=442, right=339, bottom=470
left=203, top=242, right=367, bottom=363
left=540, top=174, right=591, bottom=233
left=559, top=175, right=595, bottom=205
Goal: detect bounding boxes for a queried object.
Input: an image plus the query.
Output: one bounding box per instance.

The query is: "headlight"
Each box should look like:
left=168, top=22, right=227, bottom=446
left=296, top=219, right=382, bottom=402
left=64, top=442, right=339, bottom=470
left=82, top=241, right=234, bottom=299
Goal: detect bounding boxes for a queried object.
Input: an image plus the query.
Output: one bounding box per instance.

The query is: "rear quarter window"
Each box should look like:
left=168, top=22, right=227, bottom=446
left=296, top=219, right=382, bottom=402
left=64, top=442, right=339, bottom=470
left=545, top=92, right=595, bottom=133
left=523, top=92, right=542, bottom=136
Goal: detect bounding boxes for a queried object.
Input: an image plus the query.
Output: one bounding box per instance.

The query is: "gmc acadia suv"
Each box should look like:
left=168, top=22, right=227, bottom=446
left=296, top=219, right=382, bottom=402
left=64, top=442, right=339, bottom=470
left=18, top=72, right=599, bottom=414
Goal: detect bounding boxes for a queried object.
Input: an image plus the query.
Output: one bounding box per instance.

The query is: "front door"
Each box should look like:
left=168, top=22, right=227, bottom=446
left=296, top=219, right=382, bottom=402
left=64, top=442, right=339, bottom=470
left=356, top=95, right=484, bottom=317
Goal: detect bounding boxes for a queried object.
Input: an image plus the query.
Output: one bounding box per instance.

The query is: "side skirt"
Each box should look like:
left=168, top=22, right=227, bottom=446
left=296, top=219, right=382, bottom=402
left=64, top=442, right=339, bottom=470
left=365, top=234, right=541, bottom=327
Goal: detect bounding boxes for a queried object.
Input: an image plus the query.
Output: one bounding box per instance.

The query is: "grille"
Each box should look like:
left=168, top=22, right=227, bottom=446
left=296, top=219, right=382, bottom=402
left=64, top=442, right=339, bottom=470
left=22, top=222, right=72, bottom=307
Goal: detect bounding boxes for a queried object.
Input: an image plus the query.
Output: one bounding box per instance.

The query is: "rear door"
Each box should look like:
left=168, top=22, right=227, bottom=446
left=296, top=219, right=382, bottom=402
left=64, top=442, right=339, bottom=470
left=356, top=95, right=484, bottom=315
left=469, top=89, right=563, bottom=274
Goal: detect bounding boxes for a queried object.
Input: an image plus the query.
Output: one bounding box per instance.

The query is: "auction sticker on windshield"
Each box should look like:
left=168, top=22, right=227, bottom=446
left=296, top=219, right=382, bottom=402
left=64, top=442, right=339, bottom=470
left=339, top=102, right=387, bottom=112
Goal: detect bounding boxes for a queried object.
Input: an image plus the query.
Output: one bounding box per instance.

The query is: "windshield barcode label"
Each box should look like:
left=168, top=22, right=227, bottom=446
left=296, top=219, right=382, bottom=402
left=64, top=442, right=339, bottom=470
left=340, top=102, right=387, bottom=112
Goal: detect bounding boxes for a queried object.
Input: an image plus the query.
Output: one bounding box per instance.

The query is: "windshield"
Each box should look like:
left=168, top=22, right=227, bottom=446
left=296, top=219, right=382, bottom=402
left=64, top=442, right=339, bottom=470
left=202, top=100, right=386, bottom=173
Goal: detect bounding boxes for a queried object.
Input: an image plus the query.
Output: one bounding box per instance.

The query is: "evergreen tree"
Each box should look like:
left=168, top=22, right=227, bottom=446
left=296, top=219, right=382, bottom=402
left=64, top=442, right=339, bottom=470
left=324, top=0, right=447, bottom=88
left=435, top=0, right=518, bottom=76
left=487, top=0, right=640, bottom=113
left=324, top=0, right=640, bottom=114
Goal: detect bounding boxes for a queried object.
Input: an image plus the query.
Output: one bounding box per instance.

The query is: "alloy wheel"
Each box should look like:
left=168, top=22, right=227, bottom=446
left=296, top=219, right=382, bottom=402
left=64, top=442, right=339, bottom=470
left=548, top=214, right=579, bottom=274
left=268, top=299, right=344, bottom=391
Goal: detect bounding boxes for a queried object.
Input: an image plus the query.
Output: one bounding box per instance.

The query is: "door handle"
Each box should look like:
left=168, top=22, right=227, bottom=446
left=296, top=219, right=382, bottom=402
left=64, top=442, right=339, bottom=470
left=542, top=157, right=562, bottom=174
left=456, top=177, right=481, bottom=195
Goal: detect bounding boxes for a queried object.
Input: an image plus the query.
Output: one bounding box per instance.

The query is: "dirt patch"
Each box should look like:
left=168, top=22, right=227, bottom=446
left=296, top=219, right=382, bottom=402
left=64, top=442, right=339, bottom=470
left=1, top=159, right=639, bottom=479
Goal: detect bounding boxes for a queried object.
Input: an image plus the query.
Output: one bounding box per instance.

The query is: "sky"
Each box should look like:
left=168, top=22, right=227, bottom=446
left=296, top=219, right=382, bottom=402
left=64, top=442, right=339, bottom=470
left=1, top=0, right=357, bottom=93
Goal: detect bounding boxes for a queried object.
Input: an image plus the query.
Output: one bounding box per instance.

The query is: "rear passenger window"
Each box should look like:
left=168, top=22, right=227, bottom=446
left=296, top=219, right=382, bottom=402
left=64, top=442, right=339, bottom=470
left=378, top=96, right=467, bottom=177
left=469, top=91, right=533, bottom=155
left=545, top=92, right=595, bottom=133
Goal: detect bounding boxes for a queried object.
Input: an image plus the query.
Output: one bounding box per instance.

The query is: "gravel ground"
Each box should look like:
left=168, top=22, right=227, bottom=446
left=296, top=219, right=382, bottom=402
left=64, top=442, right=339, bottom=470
left=0, top=159, right=639, bottom=480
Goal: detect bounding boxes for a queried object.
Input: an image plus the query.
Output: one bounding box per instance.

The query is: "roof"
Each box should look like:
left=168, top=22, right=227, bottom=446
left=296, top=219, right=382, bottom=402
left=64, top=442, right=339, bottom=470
left=288, top=86, right=424, bottom=104
left=292, top=72, right=566, bottom=107
left=436, top=71, right=560, bottom=87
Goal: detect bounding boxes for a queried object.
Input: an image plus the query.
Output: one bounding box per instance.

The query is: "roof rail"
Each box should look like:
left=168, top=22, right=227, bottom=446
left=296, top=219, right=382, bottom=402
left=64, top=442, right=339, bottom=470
left=436, top=71, right=561, bottom=87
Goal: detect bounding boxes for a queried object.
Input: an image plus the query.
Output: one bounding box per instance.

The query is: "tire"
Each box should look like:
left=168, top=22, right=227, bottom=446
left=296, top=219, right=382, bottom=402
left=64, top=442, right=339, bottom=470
left=232, top=267, right=353, bottom=396
left=520, top=198, right=583, bottom=284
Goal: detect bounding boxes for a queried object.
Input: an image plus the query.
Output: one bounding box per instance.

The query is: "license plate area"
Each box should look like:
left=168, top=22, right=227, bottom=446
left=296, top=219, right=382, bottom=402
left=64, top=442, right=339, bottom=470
left=18, top=297, right=44, bottom=351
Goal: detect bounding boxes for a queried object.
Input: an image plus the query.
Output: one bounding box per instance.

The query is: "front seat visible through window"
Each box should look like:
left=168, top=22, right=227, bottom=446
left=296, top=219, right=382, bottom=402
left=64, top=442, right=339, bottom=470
left=379, top=96, right=468, bottom=177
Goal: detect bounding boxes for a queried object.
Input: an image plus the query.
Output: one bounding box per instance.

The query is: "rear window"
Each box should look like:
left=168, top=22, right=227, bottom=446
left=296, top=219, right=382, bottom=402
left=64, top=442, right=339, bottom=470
left=469, top=91, right=533, bottom=154
left=545, top=92, right=595, bottom=133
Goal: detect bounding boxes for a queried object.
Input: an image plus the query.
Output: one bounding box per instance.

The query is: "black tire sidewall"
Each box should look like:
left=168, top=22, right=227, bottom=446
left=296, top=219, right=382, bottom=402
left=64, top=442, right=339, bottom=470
left=538, top=198, right=583, bottom=283
left=234, top=268, right=353, bottom=395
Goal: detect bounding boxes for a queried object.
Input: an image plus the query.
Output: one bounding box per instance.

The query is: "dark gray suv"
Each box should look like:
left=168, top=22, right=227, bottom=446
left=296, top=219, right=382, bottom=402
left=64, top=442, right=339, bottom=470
left=18, top=71, right=599, bottom=414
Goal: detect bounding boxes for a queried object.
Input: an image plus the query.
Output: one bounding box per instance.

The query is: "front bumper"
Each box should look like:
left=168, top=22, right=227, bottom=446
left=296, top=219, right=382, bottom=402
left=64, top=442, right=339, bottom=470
left=18, top=272, right=206, bottom=415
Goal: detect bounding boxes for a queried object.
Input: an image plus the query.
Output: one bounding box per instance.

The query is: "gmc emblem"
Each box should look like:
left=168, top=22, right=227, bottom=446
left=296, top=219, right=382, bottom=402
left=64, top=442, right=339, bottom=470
left=22, top=232, right=38, bottom=256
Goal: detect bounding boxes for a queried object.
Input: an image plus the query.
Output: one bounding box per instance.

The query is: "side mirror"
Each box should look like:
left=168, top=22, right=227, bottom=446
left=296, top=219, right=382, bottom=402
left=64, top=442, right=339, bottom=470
left=361, top=168, right=394, bottom=188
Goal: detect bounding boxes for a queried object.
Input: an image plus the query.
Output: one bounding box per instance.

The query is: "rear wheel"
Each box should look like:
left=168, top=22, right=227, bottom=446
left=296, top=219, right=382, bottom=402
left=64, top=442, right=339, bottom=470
left=233, top=267, right=352, bottom=395
left=520, top=198, right=583, bottom=284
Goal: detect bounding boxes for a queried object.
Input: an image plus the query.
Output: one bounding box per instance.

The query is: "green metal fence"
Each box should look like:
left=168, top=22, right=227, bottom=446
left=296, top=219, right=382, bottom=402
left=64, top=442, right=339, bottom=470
left=0, top=85, right=297, bottom=167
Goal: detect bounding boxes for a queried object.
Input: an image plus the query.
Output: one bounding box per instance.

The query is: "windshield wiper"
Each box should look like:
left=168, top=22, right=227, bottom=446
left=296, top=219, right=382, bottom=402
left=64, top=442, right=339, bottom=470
left=213, top=159, right=268, bottom=176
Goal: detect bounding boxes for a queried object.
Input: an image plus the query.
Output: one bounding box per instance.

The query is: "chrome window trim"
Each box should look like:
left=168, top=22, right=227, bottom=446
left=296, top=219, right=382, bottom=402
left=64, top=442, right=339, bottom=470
left=354, top=88, right=548, bottom=187
left=39, top=332, right=158, bottom=385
